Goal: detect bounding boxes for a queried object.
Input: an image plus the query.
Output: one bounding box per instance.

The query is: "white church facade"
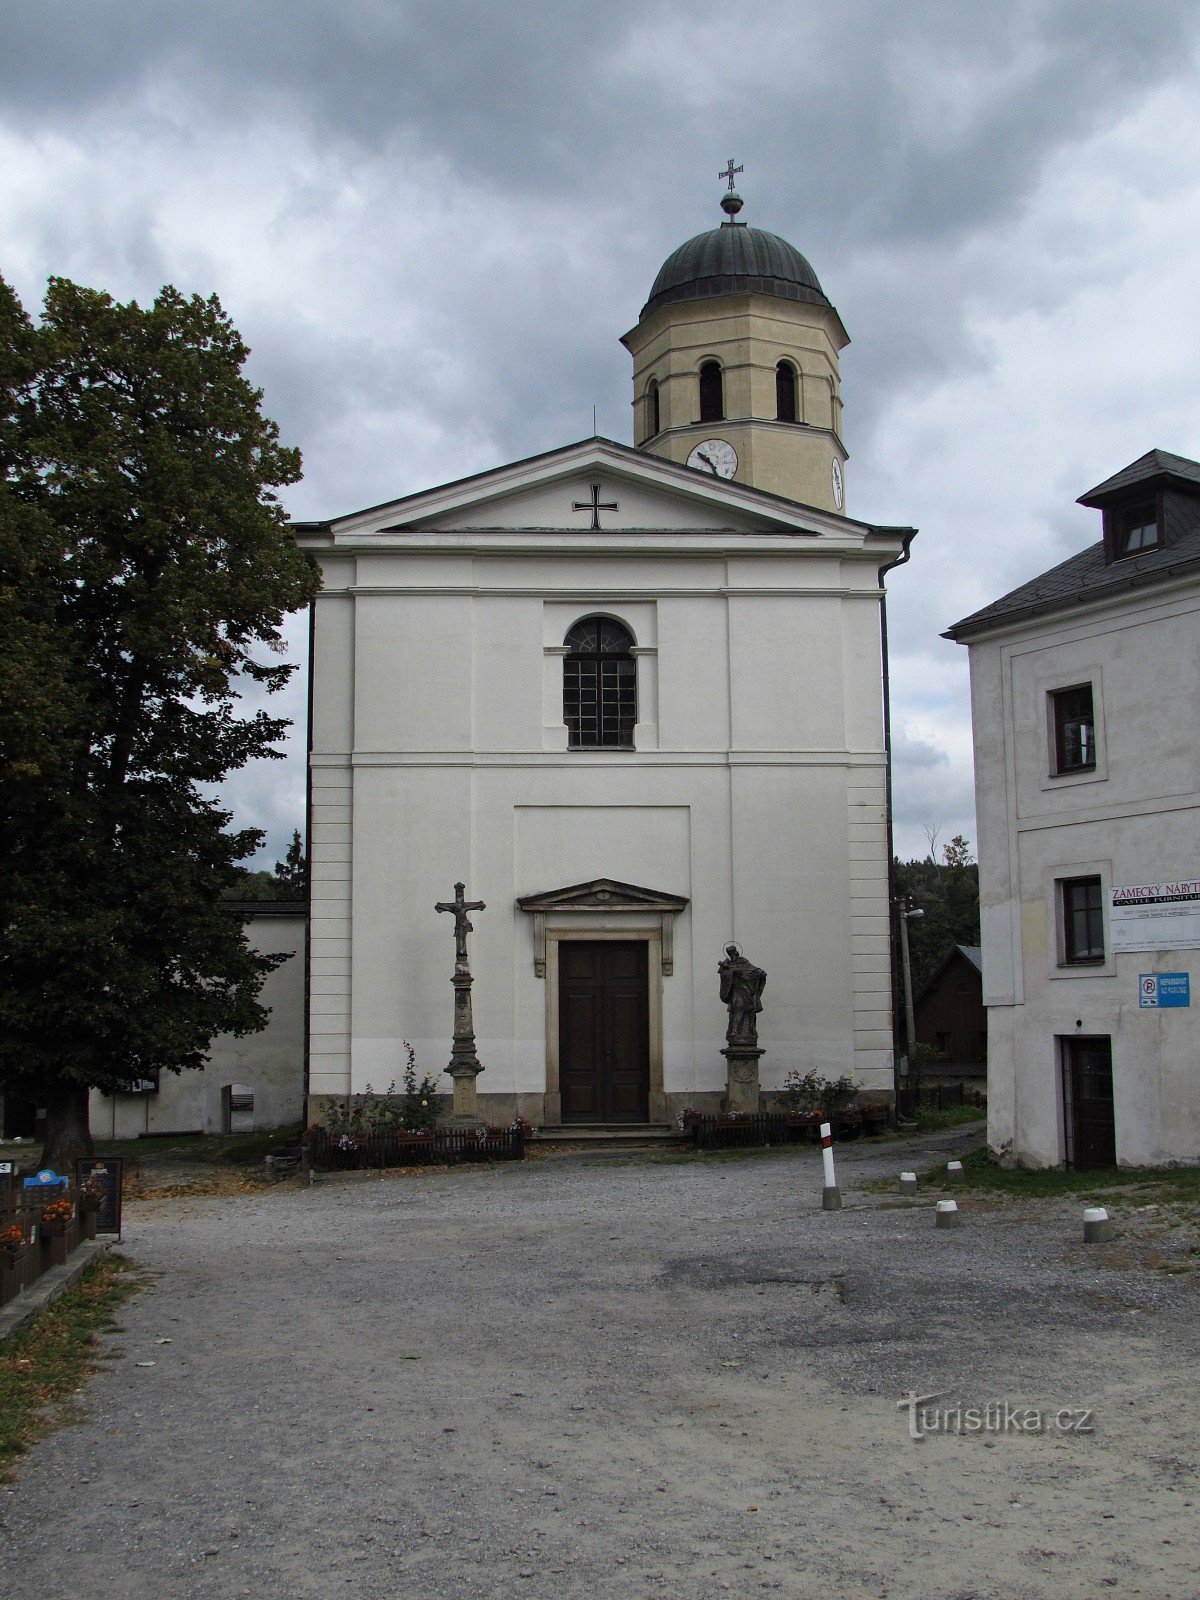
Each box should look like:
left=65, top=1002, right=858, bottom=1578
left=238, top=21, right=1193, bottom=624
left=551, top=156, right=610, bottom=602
left=296, top=185, right=915, bottom=1128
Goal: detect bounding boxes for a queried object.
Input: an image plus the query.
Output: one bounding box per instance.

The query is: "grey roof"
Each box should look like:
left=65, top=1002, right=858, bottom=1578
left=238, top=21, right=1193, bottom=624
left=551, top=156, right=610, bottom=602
left=1079, top=448, right=1200, bottom=506
left=640, top=224, right=832, bottom=321
left=945, top=524, right=1200, bottom=639
left=958, top=945, right=983, bottom=973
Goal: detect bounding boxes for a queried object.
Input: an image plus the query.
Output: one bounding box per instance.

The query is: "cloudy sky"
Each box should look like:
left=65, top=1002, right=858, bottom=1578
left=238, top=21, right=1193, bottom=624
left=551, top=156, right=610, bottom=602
left=4, top=1, right=1200, bottom=864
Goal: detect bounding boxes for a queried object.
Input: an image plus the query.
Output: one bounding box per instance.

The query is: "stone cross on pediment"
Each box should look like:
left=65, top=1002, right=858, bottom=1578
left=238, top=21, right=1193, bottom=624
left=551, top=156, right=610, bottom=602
left=571, top=483, right=618, bottom=530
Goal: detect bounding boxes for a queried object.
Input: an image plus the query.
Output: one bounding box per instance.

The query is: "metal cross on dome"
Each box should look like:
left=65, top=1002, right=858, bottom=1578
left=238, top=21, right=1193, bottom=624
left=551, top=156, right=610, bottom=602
left=719, top=158, right=743, bottom=192
left=572, top=483, right=619, bottom=530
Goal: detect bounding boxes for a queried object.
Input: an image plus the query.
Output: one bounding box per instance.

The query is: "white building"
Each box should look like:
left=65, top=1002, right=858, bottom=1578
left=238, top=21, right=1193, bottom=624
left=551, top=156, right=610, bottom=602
left=297, top=189, right=914, bottom=1129
left=948, top=449, right=1200, bottom=1168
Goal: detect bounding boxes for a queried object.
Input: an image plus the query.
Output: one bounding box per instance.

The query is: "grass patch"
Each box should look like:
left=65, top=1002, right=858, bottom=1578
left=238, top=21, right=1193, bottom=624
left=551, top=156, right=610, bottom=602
left=954, top=1146, right=1200, bottom=1203
left=908, top=1103, right=986, bottom=1132
left=0, top=1253, right=147, bottom=1478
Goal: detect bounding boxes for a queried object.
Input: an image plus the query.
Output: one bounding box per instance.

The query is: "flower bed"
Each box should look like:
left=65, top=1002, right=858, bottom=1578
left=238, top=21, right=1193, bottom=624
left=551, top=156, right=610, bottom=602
left=306, top=1122, right=527, bottom=1171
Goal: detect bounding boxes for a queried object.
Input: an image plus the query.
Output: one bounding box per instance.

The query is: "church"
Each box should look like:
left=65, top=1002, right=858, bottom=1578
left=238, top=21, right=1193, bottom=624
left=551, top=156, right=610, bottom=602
left=295, top=177, right=915, bottom=1130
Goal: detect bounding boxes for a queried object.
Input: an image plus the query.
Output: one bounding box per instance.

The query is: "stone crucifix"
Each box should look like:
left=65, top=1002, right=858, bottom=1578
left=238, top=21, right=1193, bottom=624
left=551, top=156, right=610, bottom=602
left=436, top=881, right=485, bottom=967
left=436, top=882, right=486, bottom=1124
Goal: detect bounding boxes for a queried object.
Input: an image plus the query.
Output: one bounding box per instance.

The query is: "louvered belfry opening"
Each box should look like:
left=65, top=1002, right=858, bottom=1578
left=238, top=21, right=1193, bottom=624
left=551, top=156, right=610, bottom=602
left=564, top=617, right=637, bottom=748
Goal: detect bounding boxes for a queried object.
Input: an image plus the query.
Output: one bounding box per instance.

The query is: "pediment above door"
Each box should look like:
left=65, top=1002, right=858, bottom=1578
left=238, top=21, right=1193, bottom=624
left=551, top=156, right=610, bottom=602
left=516, top=878, right=689, bottom=975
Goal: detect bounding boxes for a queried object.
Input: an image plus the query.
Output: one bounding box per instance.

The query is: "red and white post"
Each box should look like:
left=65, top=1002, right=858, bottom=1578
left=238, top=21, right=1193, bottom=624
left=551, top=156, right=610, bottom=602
left=820, top=1121, right=842, bottom=1211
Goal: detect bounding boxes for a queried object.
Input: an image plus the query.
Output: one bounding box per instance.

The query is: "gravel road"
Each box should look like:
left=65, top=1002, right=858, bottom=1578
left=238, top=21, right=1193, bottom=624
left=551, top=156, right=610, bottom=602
left=3, top=1126, right=1198, bottom=1600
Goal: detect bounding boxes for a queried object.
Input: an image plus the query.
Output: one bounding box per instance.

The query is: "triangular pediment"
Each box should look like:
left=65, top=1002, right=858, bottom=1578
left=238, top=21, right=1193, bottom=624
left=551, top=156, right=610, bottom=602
left=297, top=437, right=879, bottom=547
left=517, top=877, right=689, bottom=914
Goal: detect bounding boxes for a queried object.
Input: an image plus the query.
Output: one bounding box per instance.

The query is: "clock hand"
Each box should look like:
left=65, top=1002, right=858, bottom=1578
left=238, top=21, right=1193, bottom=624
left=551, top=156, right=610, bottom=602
left=696, top=451, right=716, bottom=472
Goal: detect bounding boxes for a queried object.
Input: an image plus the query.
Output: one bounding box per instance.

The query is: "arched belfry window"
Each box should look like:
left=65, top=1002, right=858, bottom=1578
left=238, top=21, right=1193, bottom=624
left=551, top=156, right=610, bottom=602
left=699, top=361, right=724, bottom=423
left=647, top=378, right=660, bottom=439
left=776, top=360, right=798, bottom=423
left=564, top=617, right=636, bottom=749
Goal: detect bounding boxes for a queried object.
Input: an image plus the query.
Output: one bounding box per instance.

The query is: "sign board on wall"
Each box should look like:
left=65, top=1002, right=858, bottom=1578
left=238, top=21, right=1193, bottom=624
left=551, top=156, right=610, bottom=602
left=1139, top=973, right=1190, bottom=1008
left=1110, top=882, right=1200, bottom=953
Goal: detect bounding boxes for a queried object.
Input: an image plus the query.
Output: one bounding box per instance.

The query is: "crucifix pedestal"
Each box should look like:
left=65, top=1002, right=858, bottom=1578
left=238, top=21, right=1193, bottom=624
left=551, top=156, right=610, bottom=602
left=436, top=882, right=486, bottom=1127
left=447, top=963, right=484, bottom=1124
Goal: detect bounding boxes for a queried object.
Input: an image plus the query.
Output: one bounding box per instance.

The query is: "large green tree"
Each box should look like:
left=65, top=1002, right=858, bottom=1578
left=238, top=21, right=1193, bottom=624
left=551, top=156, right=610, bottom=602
left=0, top=276, right=319, bottom=1167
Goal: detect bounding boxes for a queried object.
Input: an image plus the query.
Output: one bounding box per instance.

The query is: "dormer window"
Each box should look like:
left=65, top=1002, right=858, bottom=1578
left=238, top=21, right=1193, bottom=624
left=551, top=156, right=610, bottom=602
left=1115, top=500, right=1158, bottom=557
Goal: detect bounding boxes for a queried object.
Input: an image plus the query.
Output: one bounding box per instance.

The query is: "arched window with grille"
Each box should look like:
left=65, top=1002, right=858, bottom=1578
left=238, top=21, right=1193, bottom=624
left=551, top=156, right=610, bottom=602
left=699, top=361, right=723, bottom=423
left=776, top=360, right=798, bottom=423
left=563, top=617, right=637, bottom=748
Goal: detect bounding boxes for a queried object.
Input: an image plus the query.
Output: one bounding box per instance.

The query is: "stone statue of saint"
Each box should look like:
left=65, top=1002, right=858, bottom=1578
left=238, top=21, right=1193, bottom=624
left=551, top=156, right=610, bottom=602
left=718, top=944, right=766, bottom=1048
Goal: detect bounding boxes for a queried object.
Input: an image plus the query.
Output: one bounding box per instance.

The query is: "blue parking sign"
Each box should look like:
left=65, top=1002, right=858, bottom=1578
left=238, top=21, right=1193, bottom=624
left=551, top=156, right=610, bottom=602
left=1140, top=973, right=1190, bottom=1008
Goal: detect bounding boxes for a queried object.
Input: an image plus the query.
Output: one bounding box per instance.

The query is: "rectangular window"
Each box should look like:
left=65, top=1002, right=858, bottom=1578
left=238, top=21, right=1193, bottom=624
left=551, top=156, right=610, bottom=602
left=1050, top=684, right=1095, bottom=774
left=1116, top=501, right=1158, bottom=557
left=1061, top=876, right=1104, bottom=963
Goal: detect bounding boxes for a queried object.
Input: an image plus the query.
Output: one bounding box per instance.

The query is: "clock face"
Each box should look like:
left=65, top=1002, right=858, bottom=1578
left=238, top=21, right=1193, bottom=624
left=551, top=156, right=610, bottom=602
left=831, top=458, right=845, bottom=510
left=687, top=438, right=738, bottom=479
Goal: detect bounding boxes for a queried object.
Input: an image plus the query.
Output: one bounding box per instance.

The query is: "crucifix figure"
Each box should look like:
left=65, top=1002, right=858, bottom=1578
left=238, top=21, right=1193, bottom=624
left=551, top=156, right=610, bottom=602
left=572, top=483, right=619, bottom=530
left=436, top=881, right=485, bottom=965
left=719, top=157, right=744, bottom=193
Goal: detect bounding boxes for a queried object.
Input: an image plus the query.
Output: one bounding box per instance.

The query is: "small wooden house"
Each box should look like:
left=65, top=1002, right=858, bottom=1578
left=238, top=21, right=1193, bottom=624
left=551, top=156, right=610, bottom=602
left=913, top=944, right=986, bottom=1077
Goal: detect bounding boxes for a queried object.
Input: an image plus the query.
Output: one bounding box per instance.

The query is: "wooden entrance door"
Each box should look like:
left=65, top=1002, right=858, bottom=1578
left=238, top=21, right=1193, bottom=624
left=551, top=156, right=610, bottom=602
left=559, top=941, right=649, bottom=1123
left=1063, top=1036, right=1116, bottom=1169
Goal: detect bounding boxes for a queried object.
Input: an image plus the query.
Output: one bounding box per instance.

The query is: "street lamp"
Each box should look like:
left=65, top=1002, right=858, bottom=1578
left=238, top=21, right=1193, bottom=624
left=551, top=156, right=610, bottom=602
left=895, top=899, right=924, bottom=1119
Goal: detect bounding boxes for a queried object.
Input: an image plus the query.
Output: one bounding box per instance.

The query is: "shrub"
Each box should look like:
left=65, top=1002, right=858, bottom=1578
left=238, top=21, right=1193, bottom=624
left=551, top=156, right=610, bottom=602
left=318, top=1042, right=440, bottom=1143
left=779, top=1070, right=858, bottom=1117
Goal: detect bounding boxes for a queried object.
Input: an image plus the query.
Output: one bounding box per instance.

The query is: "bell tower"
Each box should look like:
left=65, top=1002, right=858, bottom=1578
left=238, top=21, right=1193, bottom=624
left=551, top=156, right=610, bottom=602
left=621, top=168, right=850, bottom=513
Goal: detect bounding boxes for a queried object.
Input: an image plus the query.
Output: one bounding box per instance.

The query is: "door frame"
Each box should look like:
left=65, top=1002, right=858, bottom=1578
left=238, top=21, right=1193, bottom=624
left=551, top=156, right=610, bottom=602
left=544, top=925, right=665, bottom=1125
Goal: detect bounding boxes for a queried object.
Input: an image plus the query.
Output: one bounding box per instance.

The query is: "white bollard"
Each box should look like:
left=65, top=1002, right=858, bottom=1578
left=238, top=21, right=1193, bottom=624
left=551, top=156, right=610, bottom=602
left=935, top=1199, right=961, bottom=1229
left=946, top=1160, right=964, bottom=1184
left=899, top=1170, right=918, bottom=1195
left=820, top=1121, right=842, bottom=1210
left=1083, top=1206, right=1114, bottom=1243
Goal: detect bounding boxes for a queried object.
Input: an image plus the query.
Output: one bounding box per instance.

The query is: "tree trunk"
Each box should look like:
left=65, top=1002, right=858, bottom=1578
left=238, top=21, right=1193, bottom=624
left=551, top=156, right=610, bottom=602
left=41, top=1078, right=94, bottom=1172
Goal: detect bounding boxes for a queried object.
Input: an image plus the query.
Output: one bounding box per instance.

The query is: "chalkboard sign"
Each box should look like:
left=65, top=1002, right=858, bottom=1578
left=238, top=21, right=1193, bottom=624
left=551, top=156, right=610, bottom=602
left=75, top=1156, right=124, bottom=1237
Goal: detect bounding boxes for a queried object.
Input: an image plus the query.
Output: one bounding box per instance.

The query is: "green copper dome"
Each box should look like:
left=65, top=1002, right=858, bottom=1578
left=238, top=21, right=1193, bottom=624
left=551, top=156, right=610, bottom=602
left=640, top=222, right=831, bottom=321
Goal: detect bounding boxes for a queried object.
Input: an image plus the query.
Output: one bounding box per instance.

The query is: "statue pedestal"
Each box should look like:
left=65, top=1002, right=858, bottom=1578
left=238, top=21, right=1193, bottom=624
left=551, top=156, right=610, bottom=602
left=721, top=1046, right=763, bottom=1115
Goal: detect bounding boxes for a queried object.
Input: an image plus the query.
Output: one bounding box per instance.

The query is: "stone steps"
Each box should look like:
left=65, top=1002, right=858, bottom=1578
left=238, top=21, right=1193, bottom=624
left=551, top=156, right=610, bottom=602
left=531, top=1123, right=686, bottom=1147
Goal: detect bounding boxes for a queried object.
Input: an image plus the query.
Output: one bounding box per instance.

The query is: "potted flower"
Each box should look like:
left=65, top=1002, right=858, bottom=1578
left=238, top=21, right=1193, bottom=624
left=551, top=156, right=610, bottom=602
left=40, top=1195, right=74, bottom=1266
left=78, top=1174, right=107, bottom=1239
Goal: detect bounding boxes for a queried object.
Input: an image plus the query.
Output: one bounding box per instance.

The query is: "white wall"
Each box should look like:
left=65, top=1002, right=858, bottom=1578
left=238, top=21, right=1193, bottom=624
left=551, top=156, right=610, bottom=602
left=91, top=907, right=306, bottom=1139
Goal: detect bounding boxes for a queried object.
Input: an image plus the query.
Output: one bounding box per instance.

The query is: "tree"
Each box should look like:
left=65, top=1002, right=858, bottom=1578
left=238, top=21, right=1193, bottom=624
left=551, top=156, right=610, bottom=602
left=893, top=836, right=981, bottom=1048
left=225, top=829, right=307, bottom=902
left=0, top=275, right=319, bottom=1167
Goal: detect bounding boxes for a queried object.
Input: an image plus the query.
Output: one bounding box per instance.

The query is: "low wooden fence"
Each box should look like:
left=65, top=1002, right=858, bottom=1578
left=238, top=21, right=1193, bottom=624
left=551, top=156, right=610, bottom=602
left=307, top=1124, right=526, bottom=1171
left=1, top=1182, right=98, bottom=1309
left=687, top=1102, right=892, bottom=1152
